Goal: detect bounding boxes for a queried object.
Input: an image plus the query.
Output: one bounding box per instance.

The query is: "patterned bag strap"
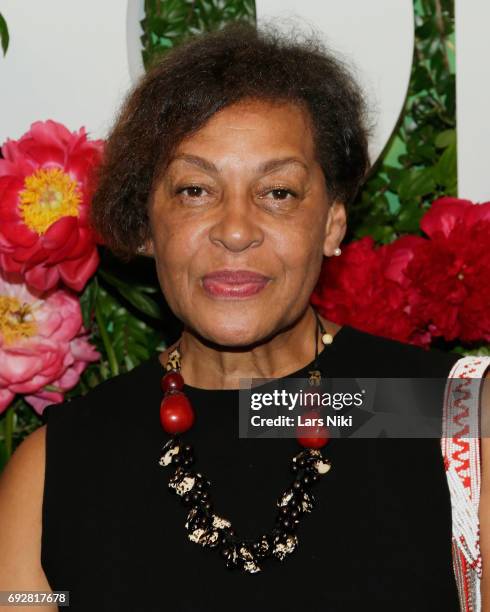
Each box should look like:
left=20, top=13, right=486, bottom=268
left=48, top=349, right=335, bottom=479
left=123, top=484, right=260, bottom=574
left=441, top=355, right=490, bottom=612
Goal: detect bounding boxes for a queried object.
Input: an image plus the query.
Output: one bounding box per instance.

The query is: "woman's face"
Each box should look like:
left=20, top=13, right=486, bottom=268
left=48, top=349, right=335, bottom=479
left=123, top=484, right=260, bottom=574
left=147, top=98, right=346, bottom=346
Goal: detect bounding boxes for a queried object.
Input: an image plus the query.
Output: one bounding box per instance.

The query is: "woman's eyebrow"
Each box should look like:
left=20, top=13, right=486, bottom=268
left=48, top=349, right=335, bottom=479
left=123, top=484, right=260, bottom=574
left=170, top=154, right=308, bottom=175
left=171, top=154, right=218, bottom=174
left=257, top=157, right=309, bottom=174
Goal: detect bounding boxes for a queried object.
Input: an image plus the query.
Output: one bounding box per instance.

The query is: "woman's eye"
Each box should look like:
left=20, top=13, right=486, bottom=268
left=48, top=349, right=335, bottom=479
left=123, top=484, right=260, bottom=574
left=264, top=188, right=297, bottom=201
left=177, top=185, right=206, bottom=198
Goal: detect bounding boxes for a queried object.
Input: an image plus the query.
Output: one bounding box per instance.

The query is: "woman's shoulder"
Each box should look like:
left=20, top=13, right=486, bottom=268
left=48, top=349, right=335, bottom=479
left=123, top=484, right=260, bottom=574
left=339, top=323, right=462, bottom=377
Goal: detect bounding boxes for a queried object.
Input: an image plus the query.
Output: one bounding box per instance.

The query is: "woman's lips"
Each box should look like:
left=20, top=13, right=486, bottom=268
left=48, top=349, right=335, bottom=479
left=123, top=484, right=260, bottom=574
left=201, top=270, right=271, bottom=298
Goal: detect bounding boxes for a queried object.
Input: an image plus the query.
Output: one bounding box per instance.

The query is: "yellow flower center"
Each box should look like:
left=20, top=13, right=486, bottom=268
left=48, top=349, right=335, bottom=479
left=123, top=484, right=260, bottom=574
left=19, top=167, right=81, bottom=235
left=0, top=296, right=37, bottom=344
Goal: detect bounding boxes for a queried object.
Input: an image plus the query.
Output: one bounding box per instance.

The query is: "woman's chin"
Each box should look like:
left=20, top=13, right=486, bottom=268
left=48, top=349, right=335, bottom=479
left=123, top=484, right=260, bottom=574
left=192, top=314, right=273, bottom=348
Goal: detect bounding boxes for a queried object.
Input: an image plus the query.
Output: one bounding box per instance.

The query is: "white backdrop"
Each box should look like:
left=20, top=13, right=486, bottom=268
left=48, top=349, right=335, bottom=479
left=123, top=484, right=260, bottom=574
left=0, top=1, right=487, bottom=201
left=454, top=0, right=490, bottom=202
left=0, top=0, right=144, bottom=143
left=0, top=0, right=413, bottom=165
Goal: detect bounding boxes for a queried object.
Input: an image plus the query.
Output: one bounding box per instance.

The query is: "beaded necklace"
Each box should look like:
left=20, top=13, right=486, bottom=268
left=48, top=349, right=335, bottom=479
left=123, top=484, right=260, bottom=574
left=157, top=308, right=334, bottom=573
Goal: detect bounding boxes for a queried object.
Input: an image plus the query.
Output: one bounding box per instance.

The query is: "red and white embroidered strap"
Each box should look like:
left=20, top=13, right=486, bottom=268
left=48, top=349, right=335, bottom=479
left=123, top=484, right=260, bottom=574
left=441, top=355, right=490, bottom=612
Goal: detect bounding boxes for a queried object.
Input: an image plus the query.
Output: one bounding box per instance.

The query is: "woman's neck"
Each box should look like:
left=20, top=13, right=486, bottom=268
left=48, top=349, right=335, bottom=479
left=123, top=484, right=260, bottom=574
left=159, top=309, right=341, bottom=390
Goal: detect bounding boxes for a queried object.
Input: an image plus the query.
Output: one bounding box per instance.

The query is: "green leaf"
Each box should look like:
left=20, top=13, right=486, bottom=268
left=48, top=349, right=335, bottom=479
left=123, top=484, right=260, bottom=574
left=88, top=284, right=164, bottom=382
left=98, top=268, right=162, bottom=319
left=79, top=278, right=98, bottom=329
left=142, top=0, right=255, bottom=69
left=398, top=168, right=436, bottom=200
left=44, top=384, right=62, bottom=392
left=0, top=12, right=9, bottom=56
left=435, top=129, right=456, bottom=149
left=386, top=191, right=401, bottom=215
left=434, top=140, right=457, bottom=187
left=115, top=284, right=163, bottom=319
left=452, top=345, right=490, bottom=357
left=396, top=200, right=425, bottom=233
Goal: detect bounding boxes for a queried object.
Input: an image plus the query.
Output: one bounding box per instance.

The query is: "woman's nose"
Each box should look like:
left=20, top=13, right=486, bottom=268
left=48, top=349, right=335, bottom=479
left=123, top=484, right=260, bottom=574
left=208, top=192, right=264, bottom=253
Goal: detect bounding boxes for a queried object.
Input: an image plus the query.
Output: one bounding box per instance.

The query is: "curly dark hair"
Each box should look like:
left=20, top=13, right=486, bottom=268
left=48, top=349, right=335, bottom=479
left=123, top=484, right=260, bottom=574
left=91, top=20, right=372, bottom=258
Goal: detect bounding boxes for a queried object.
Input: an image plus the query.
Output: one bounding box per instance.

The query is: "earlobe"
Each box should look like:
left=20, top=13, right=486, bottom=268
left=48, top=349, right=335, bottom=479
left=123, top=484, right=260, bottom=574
left=137, top=239, right=155, bottom=258
left=146, top=238, right=155, bottom=257
left=146, top=240, right=156, bottom=257
left=322, top=201, right=347, bottom=257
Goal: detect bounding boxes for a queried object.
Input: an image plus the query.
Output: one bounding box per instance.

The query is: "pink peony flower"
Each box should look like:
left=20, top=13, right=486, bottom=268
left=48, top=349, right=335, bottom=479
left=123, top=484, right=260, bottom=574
left=0, top=270, right=100, bottom=414
left=0, top=120, right=104, bottom=292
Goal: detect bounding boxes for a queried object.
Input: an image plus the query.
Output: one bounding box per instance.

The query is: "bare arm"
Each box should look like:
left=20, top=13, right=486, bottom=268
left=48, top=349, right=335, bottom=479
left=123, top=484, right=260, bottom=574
left=0, top=425, right=57, bottom=611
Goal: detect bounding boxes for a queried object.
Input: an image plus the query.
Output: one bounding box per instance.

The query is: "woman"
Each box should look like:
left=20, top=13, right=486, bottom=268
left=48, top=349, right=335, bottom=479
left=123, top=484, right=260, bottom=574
left=1, top=21, right=488, bottom=611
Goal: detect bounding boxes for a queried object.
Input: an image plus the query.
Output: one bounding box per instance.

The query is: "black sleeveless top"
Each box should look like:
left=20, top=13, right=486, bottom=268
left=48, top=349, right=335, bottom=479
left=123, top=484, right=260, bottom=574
left=41, top=324, right=462, bottom=611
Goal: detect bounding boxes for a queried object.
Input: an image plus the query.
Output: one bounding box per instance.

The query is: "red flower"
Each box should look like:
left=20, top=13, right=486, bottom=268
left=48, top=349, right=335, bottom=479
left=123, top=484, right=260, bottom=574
left=312, top=197, right=490, bottom=347
left=405, top=198, right=490, bottom=342
left=0, top=120, right=104, bottom=292
left=311, top=235, right=431, bottom=347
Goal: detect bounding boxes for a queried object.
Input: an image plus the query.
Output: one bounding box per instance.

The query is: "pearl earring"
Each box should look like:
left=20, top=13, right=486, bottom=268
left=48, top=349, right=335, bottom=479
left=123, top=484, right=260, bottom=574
left=321, top=332, right=333, bottom=345
left=333, top=247, right=341, bottom=256
left=137, top=245, right=146, bottom=254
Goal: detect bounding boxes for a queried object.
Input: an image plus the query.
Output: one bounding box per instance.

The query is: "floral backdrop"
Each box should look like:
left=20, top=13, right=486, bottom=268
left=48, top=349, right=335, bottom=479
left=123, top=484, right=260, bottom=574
left=0, top=0, right=488, bottom=467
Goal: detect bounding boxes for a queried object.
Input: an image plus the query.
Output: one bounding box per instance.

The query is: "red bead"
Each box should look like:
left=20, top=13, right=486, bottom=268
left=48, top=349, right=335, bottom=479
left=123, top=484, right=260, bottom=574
left=297, top=434, right=329, bottom=449
left=160, top=392, right=195, bottom=434
left=161, top=370, right=184, bottom=393
left=296, top=409, right=330, bottom=449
